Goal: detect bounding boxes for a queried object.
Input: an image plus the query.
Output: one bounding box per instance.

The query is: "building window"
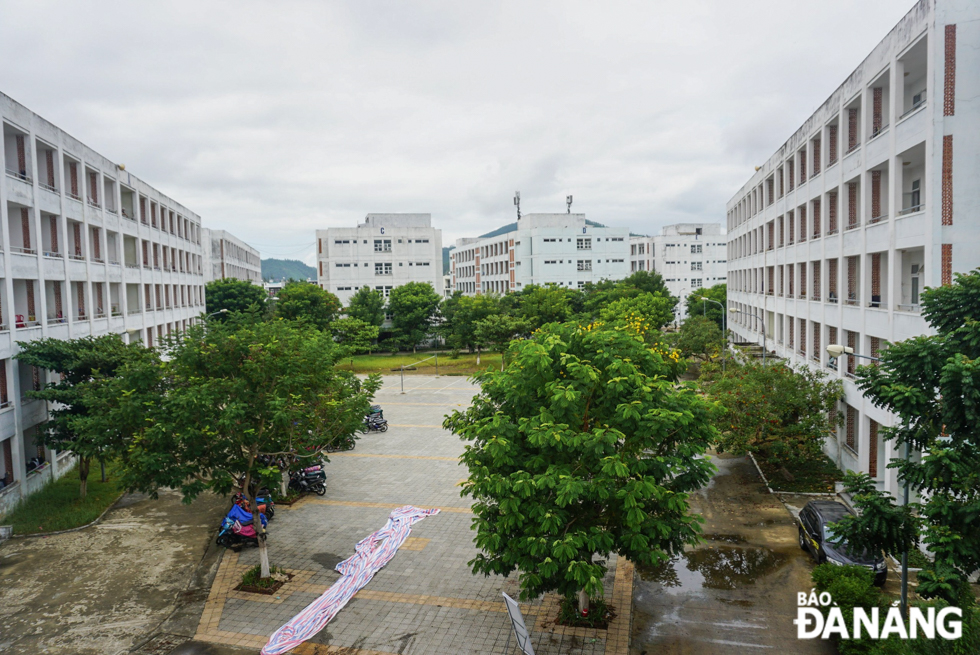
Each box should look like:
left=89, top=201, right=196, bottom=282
left=577, top=260, right=592, bottom=271
left=576, top=238, right=592, bottom=250
left=374, top=239, right=392, bottom=252
left=691, top=244, right=702, bottom=254
left=375, top=263, right=392, bottom=276
left=691, top=262, right=702, bottom=271
left=692, top=278, right=702, bottom=287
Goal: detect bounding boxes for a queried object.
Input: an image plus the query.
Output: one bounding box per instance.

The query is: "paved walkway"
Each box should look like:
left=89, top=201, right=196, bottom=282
left=630, top=453, right=834, bottom=654
left=192, top=375, right=633, bottom=655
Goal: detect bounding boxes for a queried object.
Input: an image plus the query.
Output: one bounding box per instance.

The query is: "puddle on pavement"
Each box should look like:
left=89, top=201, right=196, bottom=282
left=701, top=533, right=746, bottom=544
left=637, top=545, right=789, bottom=592
left=312, top=552, right=344, bottom=569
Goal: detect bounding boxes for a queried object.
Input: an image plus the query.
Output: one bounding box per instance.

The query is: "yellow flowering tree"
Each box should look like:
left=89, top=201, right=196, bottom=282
left=444, top=321, right=716, bottom=615
left=598, top=292, right=675, bottom=333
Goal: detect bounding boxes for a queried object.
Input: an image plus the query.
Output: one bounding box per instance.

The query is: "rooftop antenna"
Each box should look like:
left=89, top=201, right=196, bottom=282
left=566, top=195, right=573, bottom=214
left=514, top=191, right=521, bottom=220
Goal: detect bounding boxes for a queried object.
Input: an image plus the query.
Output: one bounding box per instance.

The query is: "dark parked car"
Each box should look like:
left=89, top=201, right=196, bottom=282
left=798, top=500, right=888, bottom=585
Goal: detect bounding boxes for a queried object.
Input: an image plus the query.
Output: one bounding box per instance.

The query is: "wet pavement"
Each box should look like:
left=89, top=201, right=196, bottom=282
left=630, top=453, right=835, bottom=654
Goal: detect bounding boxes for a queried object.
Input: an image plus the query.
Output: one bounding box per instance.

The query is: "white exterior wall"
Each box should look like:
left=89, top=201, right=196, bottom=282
left=652, top=223, right=728, bottom=323
left=203, top=229, right=261, bottom=284
left=629, top=236, right=655, bottom=274
left=724, top=0, right=980, bottom=497
left=0, top=92, right=207, bottom=515
left=316, top=214, right=443, bottom=305
left=450, top=214, right=630, bottom=295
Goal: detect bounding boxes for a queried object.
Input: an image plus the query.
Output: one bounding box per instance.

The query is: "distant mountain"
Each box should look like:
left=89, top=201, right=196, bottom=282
left=262, top=258, right=316, bottom=281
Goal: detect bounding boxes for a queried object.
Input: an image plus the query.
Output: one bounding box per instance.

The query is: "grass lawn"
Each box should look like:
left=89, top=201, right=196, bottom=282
left=1, top=462, right=125, bottom=535
left=755, top=452, right=843, bottom=493
left=337, top=352, right=503, bottom=376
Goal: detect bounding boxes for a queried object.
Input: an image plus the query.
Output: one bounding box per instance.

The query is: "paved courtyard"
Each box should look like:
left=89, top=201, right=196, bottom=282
left=192, top=375, right=633, bottom=655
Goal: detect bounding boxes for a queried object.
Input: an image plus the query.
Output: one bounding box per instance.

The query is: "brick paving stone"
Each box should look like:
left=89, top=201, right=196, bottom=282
left=193, top=375, right=631, bottom=655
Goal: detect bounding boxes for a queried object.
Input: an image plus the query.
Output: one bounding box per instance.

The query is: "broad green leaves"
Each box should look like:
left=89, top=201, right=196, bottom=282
left=444, top=321, right=717, bottom=602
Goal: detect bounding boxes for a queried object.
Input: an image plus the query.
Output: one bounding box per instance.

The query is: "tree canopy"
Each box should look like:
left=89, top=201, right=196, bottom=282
left=205, top=278, right=267, bottom=319
left=274, top=281, right=341, bottom=330
left=15, top=335, right=151, bottom=497
left=699, top=361, right=843, bottom=467
left=684, top=283, right=727, bottom=331
left=847, top=269, right=980, bottom=601
left=109, top=318, right=380, bottom=577
left=444, top=321, right=716, bottom=610
left=598, top=292, right=676, bottom=332
left=346, top=286, right=386, bottom=327
left=676, top=315, right=725, bottom=359
left=387, top=282, right=442, bottom=350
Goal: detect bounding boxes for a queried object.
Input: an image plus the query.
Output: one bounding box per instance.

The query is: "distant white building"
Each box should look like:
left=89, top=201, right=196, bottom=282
left=652, top=223, right=728, bottom=322
left=316, top=214, right=443, bottom=305
left=442, top=274, right=453, bottom=298
left=629, top=236, right=655, bottom=273
left=203, top=229, right=261, bottom=284
left=450, top=213, right=629, bottom=295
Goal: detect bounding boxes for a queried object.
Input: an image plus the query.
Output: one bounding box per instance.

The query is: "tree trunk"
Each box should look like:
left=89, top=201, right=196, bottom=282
left=78, top=456, right=90, bottom=499
left=476, top=348, right=481, bottom=366
left=246, top=475, right=271, bottom=578
left=280, top=469, right=289, bottom=498
left=578, top=589, right=590, bottom=615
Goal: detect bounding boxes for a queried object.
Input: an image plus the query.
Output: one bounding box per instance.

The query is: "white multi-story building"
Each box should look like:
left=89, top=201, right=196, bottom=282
left=450, top=213, right=629, bottom=295
left=725, top=0, right=979, bottom=496
left=629, top=235, right=655, bottom=274
left=203, top=229, right=261, bottom=284
left=652, top=224, right=728, bottom=322
left=316, top=214, right=443, bottom=305
left=0, top=92, right=207, bottom=514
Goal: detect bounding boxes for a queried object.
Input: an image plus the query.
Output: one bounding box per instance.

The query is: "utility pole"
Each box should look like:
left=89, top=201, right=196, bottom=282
left=514, top=191, right=521, bottom=220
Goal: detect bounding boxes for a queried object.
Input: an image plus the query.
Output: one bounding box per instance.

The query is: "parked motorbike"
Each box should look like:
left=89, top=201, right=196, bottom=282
left=288, top=468, right=326, bottom=496
left=216, top=504, right=267, bottom=549
left=364, top=417, right=388, bottom=432
left=233, top=490, right=275, bottom=521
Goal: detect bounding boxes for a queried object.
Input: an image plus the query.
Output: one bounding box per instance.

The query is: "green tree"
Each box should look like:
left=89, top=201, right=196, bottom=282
left=513, top=284, right=573, bottom=330
left=443, top=321, right=716, bottom=613
left=387, top=282, right=442, bottom=352
left=205, top=278, right=267, bottom=320
left=685, top=283, right=727, bottom=331
left=676, top=315, right=725, bottom=359
left=274, top=281, right=341, bottom=330
left=441, top=293, right=502, bottom=353
left=346, top=286, right=386, bottom=327
left=598, top=292, right=676, bottom=331
left=15, top=335, right=149, bottom=498
left=699, top=361, right=843, bottom=467
left=330, top=317, right=380, bottom=356
left=843, top=269, right=980, bottom=602
left=580, top=271, right=672, bottom=319
left=111, top=318, right=380, bottom=578
left=472, top=314, right=527, bottom=369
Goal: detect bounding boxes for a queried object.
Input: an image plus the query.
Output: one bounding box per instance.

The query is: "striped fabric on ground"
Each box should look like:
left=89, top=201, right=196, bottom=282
left=260, top=505, right=441, bottom=655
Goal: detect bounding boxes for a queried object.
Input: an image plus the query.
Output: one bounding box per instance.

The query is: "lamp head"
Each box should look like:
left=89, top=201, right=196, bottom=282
left=826, top=344, right=853, bottom=357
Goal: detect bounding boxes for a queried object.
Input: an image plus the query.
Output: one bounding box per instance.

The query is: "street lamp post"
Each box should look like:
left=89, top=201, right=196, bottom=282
left=825, top=344, right=909, bottom=613
left=728, top=308, right=766, bottom=365
left=205, top=309, right=229, bottom=321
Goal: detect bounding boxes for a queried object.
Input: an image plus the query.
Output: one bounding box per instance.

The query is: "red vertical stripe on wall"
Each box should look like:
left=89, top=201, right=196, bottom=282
left=942, top=244, right=953, bottom=286
left=944, top=25, right=956, bottom=116
left=15, top=135, right=25, bottom=174
left=942, top=135, right=953, bottom=225
left=21, top=208, right=31, bottom=250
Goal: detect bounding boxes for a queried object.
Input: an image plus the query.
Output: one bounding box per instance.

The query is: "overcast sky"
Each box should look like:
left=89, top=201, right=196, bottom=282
left=0, top=1, right=916, bottom=265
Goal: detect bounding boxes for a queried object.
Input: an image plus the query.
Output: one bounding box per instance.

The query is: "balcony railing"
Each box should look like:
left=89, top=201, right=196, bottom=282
left=38, top=182, right=58, bottom=193
left=68, top=253, right=85, bottom=261
left=93, top=310, right=106, bottom=319
left=828, top=293, right=838, bottom=304
left=87, top=198, right=101, bottom=209
left=92, top=257, right=104, bottom=264
left=846, top=143, right=860, bottom=156
left=121, top=208, right=135, bottom=220
left=846, top=295, right=859, bottom=306
left=846, top=220, right=861, bottom=231
left=870, top=124, right=889, bottom=141
left=105, top=207, right=117, bottom=215
left=899, top=97, right=926, bottom=120
left=868, top=213, right=888, bottom=225
left=109, top=259, right=120, bottom=266
left=15, top=317, right=41, bottom=328
left=896, top=303, right=921, bottom=313
left=898, top=204, right=923, bottom=217
left=66, top=190, right=81, bottom=201
left=128, top=308, right=141, bottom=315
left=47, top=316, right=67, bottom=325
left=43, top=250, right=63, bottom=258
left=5, top=168, right=31, bottom=183
left=126, top=263, right=139, bottom=269
left=827, top=227, right=839, bottom=236
left=10, top=246, right=36, bottom=255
